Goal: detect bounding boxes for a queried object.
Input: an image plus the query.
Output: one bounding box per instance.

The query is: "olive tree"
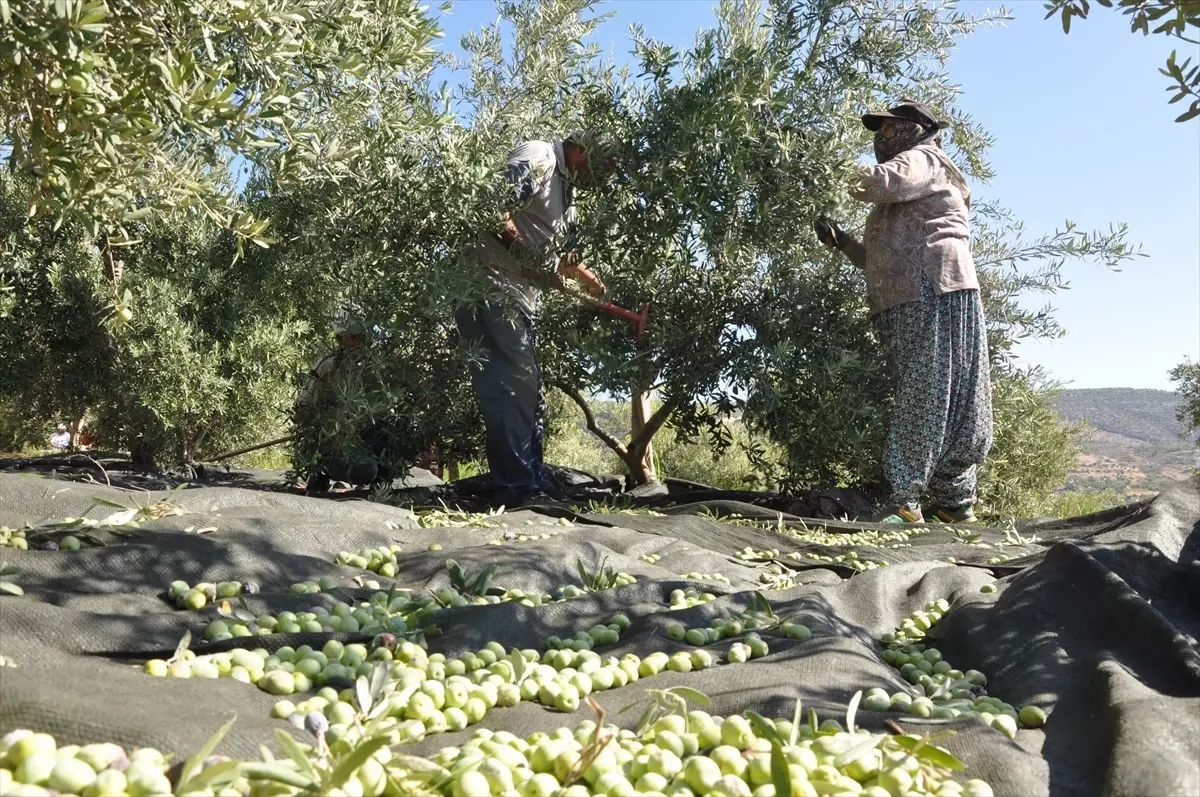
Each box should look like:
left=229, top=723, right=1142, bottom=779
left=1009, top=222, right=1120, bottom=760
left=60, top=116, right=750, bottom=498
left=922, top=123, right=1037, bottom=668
left=0, top=173, right=117, bottom=447
left=1169, top=358, right=1200, bottom=442
left=0, top=0, right=446, bottom=465
left=532, top=0, right=1007, bottom=485
left=258, top=0, right=614, bottom=481
left=0, top=0, right=443, bottom=252
left=0, top=168, right=314, bottom=464
left=971, top=208, right=1141, bottom=514
left=747, top=199, right=1142, bottom=515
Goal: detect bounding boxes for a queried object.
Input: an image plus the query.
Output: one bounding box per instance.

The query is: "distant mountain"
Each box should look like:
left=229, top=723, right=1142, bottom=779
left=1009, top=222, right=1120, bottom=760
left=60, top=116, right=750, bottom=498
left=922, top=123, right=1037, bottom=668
left=1053, top=388, right=1197, bottom=494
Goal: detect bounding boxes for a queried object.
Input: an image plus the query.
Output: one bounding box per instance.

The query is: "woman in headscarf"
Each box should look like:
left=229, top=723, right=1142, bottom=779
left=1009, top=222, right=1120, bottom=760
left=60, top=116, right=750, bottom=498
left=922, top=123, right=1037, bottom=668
left=816, top=99, right=993, bottom=524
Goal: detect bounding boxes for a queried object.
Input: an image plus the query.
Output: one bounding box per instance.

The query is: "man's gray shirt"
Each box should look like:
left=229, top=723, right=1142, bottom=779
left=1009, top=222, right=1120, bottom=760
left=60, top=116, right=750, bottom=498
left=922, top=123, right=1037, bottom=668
left=473, top=139, right=576, bottom=316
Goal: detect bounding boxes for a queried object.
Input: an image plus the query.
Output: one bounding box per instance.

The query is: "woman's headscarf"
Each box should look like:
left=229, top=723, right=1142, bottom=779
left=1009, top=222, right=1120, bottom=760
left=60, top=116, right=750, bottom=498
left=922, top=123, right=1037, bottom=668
left=872, top=117, right=971, bottom=208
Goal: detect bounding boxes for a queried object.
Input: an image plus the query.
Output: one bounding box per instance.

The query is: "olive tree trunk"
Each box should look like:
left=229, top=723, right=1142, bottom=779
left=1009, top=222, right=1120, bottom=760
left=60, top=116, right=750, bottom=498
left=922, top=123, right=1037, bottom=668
left=628, top=373, right=657, bottom=482
left=555, top=372, right=675, bottom=487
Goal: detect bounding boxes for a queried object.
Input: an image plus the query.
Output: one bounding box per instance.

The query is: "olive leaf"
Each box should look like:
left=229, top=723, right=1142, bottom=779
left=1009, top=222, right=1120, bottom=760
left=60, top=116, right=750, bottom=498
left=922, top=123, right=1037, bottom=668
left=752, top=591, right=775, bottom=617
left=833, top=734, right=887, bottom=767
left=180, top=758, right=240, bottom=789
left=175, top=715, right=237, bottom=794
left=789, top=698, right=804, bottom=746
left=746, top=711, right=784, bottom=746
left=770, top=742, right=792, bottom=797
left=443, top=560, right=501, bottom=598
left=508, top=650, right=529, bottom=684
left=270, top=732, right=319, bottom=786
left=624, top=686, right=713, bottom=734
left=355, top=675, right=373, bottom=715
left=326, top=736, right=391, bottom=790
left=0, top=557, right=21, bottom=595
left=168, top=631, right=192, bottom=664
left=237, top=761, right=311, bottom=789
left=387, top=755, right=450, bottom=785
left=635, top=701, right=659, bottom=736
left=666, top=686, right=712, bottom=706
left=445, top=559, right=466, bottom=593
left=845, top=689, right=862, bottom=734
left=368, top=662, right=390, bottom=703
left=891, top=734, right=967, bottom=771
left=618, top=697, right=648, bottom=714
left=576, top=556, right=621, bottom=590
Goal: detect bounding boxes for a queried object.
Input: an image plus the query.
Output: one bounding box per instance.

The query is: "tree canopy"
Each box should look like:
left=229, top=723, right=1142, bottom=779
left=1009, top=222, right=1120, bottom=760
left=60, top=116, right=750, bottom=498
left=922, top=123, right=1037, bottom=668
left=0, top=0, right=1147, bottom=516
left=0, top=0, right=443, bottom=248
left=1169, top=358, right=1200, bottom=441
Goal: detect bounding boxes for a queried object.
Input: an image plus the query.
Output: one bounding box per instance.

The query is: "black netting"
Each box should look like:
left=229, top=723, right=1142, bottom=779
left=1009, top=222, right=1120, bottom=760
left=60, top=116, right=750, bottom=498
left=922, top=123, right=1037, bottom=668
left=0, top=468, right=1197, bottom=797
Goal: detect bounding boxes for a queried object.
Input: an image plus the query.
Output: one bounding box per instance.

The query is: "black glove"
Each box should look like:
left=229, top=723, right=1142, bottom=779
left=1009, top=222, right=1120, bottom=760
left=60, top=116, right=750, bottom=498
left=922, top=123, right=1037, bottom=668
left=813, top=218, right=845, bottom=250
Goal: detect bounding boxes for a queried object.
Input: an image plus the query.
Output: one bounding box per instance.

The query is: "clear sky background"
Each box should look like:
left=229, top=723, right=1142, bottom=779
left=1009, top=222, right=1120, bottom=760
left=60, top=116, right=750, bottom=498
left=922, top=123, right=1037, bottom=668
left=435, top=0, right=1199, bottom=391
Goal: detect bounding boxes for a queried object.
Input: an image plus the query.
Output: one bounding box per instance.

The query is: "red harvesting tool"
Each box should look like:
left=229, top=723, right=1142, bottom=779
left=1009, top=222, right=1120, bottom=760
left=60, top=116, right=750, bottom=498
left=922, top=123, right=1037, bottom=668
left=594, top=298, right=651, bottom=340
left=571, top=289, right=651, bottom=340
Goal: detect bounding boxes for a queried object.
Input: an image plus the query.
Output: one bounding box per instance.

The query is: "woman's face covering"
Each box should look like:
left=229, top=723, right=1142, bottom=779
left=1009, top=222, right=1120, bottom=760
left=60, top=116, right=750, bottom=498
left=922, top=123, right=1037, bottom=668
left=873, top=119, right=927, bottom=163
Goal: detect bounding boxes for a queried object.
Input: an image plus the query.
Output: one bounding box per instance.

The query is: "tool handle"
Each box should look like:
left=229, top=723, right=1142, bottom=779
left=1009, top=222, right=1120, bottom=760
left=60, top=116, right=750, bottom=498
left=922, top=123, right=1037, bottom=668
left=595, top=300, right=641, bottom=323
left=203, top=434, right=296, bottom=463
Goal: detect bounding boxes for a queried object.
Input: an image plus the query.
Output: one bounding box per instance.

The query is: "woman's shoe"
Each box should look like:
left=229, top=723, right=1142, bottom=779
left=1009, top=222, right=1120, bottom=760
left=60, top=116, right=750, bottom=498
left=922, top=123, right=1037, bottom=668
left=875, top=504, right=925, bottom=524
left=928, top=504, right=977, bottom=523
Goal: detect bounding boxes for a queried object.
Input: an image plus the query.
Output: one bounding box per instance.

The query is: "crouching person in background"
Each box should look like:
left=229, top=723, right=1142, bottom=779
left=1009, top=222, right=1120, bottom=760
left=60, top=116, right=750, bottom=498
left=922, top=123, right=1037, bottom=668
left=294, top=305, right=391, bottom=494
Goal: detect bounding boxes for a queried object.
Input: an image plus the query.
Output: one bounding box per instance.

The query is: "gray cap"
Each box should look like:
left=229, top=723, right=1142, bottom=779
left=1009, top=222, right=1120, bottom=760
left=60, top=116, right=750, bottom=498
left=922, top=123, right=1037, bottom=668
left=332, top=303, right=366, bottom=336
left=567, top=129, right=620, bottom=168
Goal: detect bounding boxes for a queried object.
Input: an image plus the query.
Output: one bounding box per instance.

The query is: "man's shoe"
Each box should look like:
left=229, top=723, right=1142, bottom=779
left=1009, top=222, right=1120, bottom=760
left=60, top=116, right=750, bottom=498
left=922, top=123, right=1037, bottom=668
left=929, top=504, right=977, bottom=524
left=513, top=489, right=560, bottom=508
left=304, top=471, right=331, bottom=495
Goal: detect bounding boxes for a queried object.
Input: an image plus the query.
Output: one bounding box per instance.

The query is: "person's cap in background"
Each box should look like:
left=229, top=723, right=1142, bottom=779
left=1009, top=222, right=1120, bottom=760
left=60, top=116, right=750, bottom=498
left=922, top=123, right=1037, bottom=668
left=333, top=304, right=367, bottom=337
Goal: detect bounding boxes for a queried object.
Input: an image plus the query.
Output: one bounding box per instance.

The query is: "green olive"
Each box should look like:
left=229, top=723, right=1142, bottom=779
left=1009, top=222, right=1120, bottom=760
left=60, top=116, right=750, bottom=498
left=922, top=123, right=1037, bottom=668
left=1019, top=705, right=1047, bottom=728
left=260, top=670, right=295, bottom=696
left=991, top=714, right=1018, bottom=739
left=142, top=659, right=168, bottom=677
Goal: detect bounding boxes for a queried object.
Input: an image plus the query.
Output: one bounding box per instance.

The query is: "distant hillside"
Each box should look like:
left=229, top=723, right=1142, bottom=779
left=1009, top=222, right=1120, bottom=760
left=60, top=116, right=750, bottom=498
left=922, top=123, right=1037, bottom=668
left=1054, top=388, right=1187, bottom=444
left=1053, top=388, right=1197, bottom=494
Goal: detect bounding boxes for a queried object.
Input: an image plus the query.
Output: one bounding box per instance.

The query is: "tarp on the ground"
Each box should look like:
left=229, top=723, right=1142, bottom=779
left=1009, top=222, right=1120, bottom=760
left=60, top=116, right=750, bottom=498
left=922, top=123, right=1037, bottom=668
left=0, top=469, right=1196, bottom=797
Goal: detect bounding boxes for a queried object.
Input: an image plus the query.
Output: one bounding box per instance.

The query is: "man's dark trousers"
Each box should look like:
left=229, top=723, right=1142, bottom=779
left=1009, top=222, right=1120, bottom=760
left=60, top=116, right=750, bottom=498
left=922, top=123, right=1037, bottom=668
left=455, top=301, right=551, bottom=499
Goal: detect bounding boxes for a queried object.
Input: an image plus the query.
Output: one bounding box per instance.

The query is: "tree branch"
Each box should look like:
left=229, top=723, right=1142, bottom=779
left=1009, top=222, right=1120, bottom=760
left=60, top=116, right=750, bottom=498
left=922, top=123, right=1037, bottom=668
left=801, top=2, right=834, bottom=76
left=553, top=382, right=630, bottom=459
left=628, top=395, right=682, bottom=457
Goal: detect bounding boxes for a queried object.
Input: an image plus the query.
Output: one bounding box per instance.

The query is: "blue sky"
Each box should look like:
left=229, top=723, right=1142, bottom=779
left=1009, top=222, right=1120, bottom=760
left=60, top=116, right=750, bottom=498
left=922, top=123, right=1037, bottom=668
left=434, top=0, right=1199, bottom=391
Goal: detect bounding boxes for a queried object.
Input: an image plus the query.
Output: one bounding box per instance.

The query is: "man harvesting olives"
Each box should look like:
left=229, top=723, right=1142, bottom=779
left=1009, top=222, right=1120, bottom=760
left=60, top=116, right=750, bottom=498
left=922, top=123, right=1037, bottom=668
left=457, top=130, right=617, bottom=507
left=817, top=100, right=993, bottom=524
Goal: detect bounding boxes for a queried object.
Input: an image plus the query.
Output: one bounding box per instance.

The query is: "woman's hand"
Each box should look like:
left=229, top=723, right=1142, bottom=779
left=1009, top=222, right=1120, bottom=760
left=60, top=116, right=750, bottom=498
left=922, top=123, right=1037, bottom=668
left=814, top=218, right=846, bottom=250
